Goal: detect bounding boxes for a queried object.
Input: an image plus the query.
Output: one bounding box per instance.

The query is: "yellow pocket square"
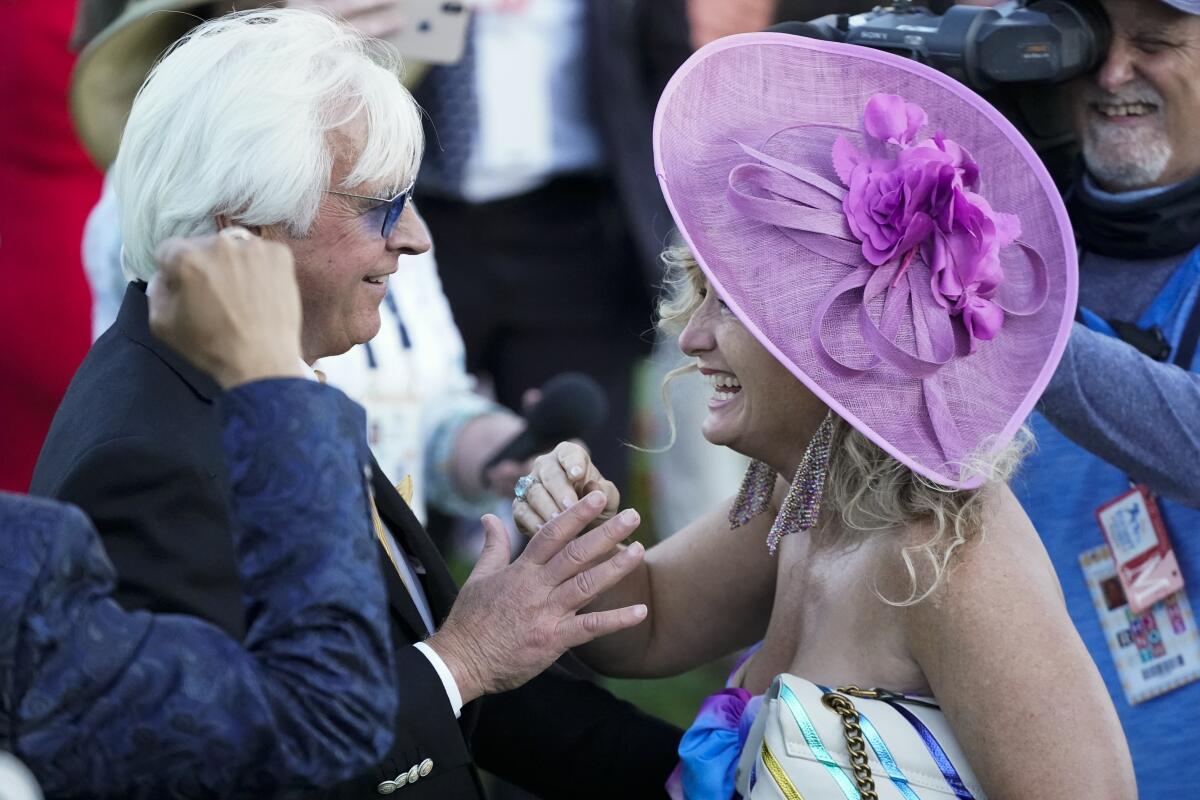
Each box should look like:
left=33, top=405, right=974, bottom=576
left=396, top=475, right=413, bottom=505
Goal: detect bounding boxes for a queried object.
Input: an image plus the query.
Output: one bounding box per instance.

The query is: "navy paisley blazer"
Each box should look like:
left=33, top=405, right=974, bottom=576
left=2, top=380, right=395, bottom=799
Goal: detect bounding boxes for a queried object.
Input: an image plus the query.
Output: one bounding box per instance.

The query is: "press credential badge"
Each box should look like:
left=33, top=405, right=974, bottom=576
left=1080, top=544, right=1200, bottom=705
left=1095, top=485, right=1184, bottom=613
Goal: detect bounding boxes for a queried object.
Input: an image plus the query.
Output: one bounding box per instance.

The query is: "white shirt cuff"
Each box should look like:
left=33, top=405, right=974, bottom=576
left=414, top=641, right=463, bottom=718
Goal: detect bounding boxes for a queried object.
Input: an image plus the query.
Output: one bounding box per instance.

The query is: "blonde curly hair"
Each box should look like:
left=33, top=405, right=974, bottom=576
left=655, top=245, right=1030, bottom=604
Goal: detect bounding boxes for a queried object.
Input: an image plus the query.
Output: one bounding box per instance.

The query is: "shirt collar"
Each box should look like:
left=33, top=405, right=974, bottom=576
left=300, top=360, right=322, bottom=382
left=1083, top=172, right=1182, bottom=205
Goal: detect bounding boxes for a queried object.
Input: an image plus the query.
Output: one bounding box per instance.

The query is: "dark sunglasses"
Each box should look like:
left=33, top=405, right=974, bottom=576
left=328, top=179, right=416, bottom=239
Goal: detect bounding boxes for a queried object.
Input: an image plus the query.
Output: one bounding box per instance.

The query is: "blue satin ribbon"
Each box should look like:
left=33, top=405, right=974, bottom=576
left=779, top=684, right=862, bottom=800
left=672, top=689, right=760, bottom=800
left=853, top=709, right=923, bottom=800
left=814, top=685, right=922, bottom=800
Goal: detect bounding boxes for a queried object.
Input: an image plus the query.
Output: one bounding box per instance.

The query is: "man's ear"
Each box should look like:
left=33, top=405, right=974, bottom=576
left=215, top=214, right=263, bottom=237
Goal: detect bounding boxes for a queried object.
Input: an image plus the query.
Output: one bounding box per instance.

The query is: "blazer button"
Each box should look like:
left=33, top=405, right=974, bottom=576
left=395, top=772, right=408, bottom=788
left=419, top=758, right=433, bottom=777
left=376, top=780, right=397, bottom=795
left=407, top=764, right=421, bottom=784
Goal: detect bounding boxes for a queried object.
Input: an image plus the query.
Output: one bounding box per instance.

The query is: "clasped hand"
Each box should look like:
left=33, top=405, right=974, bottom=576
left=428, top=491, right=645, bottom=705
left=512, top=442, right=619, bottom=537
left=148, top=228, right=304, bottom=389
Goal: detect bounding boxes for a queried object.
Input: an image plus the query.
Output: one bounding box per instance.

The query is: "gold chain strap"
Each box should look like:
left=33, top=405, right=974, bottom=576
left=820, top=690, right=879, bottom=800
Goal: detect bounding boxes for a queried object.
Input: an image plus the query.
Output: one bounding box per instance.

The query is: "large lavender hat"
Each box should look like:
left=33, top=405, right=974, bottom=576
left=653, top=34, right=1078, bottom=489
left=1162, top=0, right=1200, bottom=14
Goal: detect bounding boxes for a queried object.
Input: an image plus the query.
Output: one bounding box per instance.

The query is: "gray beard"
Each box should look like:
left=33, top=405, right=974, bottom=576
left=1082, top=118, right=1173, bottom=191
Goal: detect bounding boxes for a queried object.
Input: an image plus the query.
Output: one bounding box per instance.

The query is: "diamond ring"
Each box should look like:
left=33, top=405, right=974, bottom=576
left=514, top=474, right=538, bottom=502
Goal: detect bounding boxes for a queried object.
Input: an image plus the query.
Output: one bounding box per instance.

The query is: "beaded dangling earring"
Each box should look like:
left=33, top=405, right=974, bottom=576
left=728, top=459, right=776, bottom=529
left=765, top=411, right=835, bottom=555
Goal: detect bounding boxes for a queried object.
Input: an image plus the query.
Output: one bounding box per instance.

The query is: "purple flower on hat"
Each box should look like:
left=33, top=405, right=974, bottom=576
left=834, top=97, right=978, bottom=269
left=834, top=92, right=1018, bottom=348
left=925, top=187, right=1022, bottom=347
left=836, top=151, right=937, bottom=266
left=862, top=92, right=927, bottom=146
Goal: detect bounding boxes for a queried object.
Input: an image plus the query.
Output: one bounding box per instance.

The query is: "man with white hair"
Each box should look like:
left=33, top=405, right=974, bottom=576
left=32, top=10, right=680, bottom=799
left=5, top=229, right=401, bottom=799
left=1014, top=0, right=1200, bottom=793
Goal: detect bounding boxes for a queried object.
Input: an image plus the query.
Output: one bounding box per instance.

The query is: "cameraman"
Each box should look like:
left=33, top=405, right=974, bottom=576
left=1016, top=0, right=1200, bottom=794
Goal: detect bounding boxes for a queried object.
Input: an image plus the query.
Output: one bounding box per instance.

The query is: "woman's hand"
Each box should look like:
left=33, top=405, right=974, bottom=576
left=512, top=442, right=620, bottom=538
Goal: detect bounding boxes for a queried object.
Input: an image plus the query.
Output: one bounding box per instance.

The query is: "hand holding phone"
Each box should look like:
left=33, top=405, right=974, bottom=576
left=287, top=0, right=407, bottom=41
left=389, top=0, right=472, bottom=64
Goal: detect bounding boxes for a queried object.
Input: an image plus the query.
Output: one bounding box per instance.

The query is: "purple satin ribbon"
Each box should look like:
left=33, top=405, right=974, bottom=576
left=667, top=688, right=761, bottom=800
left=886, top=700, right=977, bottom=800
left=668, top=646, right=765, bottom=800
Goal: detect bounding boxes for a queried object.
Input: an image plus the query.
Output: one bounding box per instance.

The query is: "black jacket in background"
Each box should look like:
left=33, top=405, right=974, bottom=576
left=586, top=0, right=692, bottom=286
left=31, top=283, right=682, bottom=799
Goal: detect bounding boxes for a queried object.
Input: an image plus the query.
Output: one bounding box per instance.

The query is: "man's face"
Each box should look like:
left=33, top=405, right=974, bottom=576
left=1068, top=0, right=1200, bottom=191
left=266, top=120, right=430, bottom=362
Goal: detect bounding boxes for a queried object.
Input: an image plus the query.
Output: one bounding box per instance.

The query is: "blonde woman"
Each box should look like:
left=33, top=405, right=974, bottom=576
left=511, top=34, right=1136, bottom=800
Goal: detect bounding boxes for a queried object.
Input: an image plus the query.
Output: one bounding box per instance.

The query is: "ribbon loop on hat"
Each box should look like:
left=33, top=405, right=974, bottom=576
left=994, top=241, right=1049, bottom=317
left=737, top=142, right=848, bottom=203
left=728, top=164, right=852, bottom=239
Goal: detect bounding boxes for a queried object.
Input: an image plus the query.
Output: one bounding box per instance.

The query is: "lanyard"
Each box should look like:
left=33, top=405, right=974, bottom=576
left=1078, top=247, right=1200, bottom=369
left=364, top=288, right=413, bottom=370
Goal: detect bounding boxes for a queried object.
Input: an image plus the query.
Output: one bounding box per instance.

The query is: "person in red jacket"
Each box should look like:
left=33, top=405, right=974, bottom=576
left=0, top=0, right=102, bottom=491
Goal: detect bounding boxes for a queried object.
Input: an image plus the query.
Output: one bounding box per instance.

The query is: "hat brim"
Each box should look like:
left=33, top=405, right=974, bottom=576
left=1160, top=0, right=1200, bottom=14
left=71, top=1, right=218, bottom=169
left=653, top=34, right=1078, bottom=488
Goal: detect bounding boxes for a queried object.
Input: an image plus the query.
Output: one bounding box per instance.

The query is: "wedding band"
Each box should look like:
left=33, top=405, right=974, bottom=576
left=221, top=227, right=253, bottom=242
left=514, top=474, right=538, bottom=501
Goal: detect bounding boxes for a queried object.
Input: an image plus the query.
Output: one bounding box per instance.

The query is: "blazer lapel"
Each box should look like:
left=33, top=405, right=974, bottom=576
left=369, top=457, right=459, bottom=627
left=377, top=551, right=433, bottom=644
left=118, top=282, right=221, bottom=403
left=369, top=462, right=487, bottom=739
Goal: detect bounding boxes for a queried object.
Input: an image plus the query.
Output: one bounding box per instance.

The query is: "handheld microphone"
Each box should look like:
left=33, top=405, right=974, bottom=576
left=482, top=372, right=609, bottom=475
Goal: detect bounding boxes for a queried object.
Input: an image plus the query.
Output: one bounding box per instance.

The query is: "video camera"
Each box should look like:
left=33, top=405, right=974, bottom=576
left=776, top=0, right=1113, bottom=186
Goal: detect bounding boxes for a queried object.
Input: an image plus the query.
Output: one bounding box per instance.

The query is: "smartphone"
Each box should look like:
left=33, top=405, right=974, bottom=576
left=392, top=1, right=472, bottom=65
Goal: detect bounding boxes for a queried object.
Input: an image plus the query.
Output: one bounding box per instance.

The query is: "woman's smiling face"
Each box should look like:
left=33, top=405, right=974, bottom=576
left=678, top=276, right=827, bottom=471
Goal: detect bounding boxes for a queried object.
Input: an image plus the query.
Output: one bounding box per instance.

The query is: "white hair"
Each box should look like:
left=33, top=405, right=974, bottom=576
left=112, top=8, right=424, bottom=281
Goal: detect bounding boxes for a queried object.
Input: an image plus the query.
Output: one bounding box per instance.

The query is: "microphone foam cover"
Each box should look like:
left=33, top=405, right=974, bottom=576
left=526, top=372, right=609, bottom=441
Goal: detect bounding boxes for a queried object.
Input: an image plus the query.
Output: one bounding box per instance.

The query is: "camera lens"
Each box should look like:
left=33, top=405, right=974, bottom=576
left=1026, top=0, right=1112, bottom=80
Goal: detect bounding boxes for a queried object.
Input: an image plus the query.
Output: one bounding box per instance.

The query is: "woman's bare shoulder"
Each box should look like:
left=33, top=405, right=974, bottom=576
left=957, top=484, right=1061, bottom=590
left=885, top=486, right=1135, bottom=797
left=869, top=483, right=1061, bottom=618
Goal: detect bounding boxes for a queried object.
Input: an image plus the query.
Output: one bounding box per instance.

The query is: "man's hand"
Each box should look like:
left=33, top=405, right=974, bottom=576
left=426, top=492, right=647, bottom=704
left=286, top=0, right=405, bottom=40
left=148, top=228, right=305, bottom=389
